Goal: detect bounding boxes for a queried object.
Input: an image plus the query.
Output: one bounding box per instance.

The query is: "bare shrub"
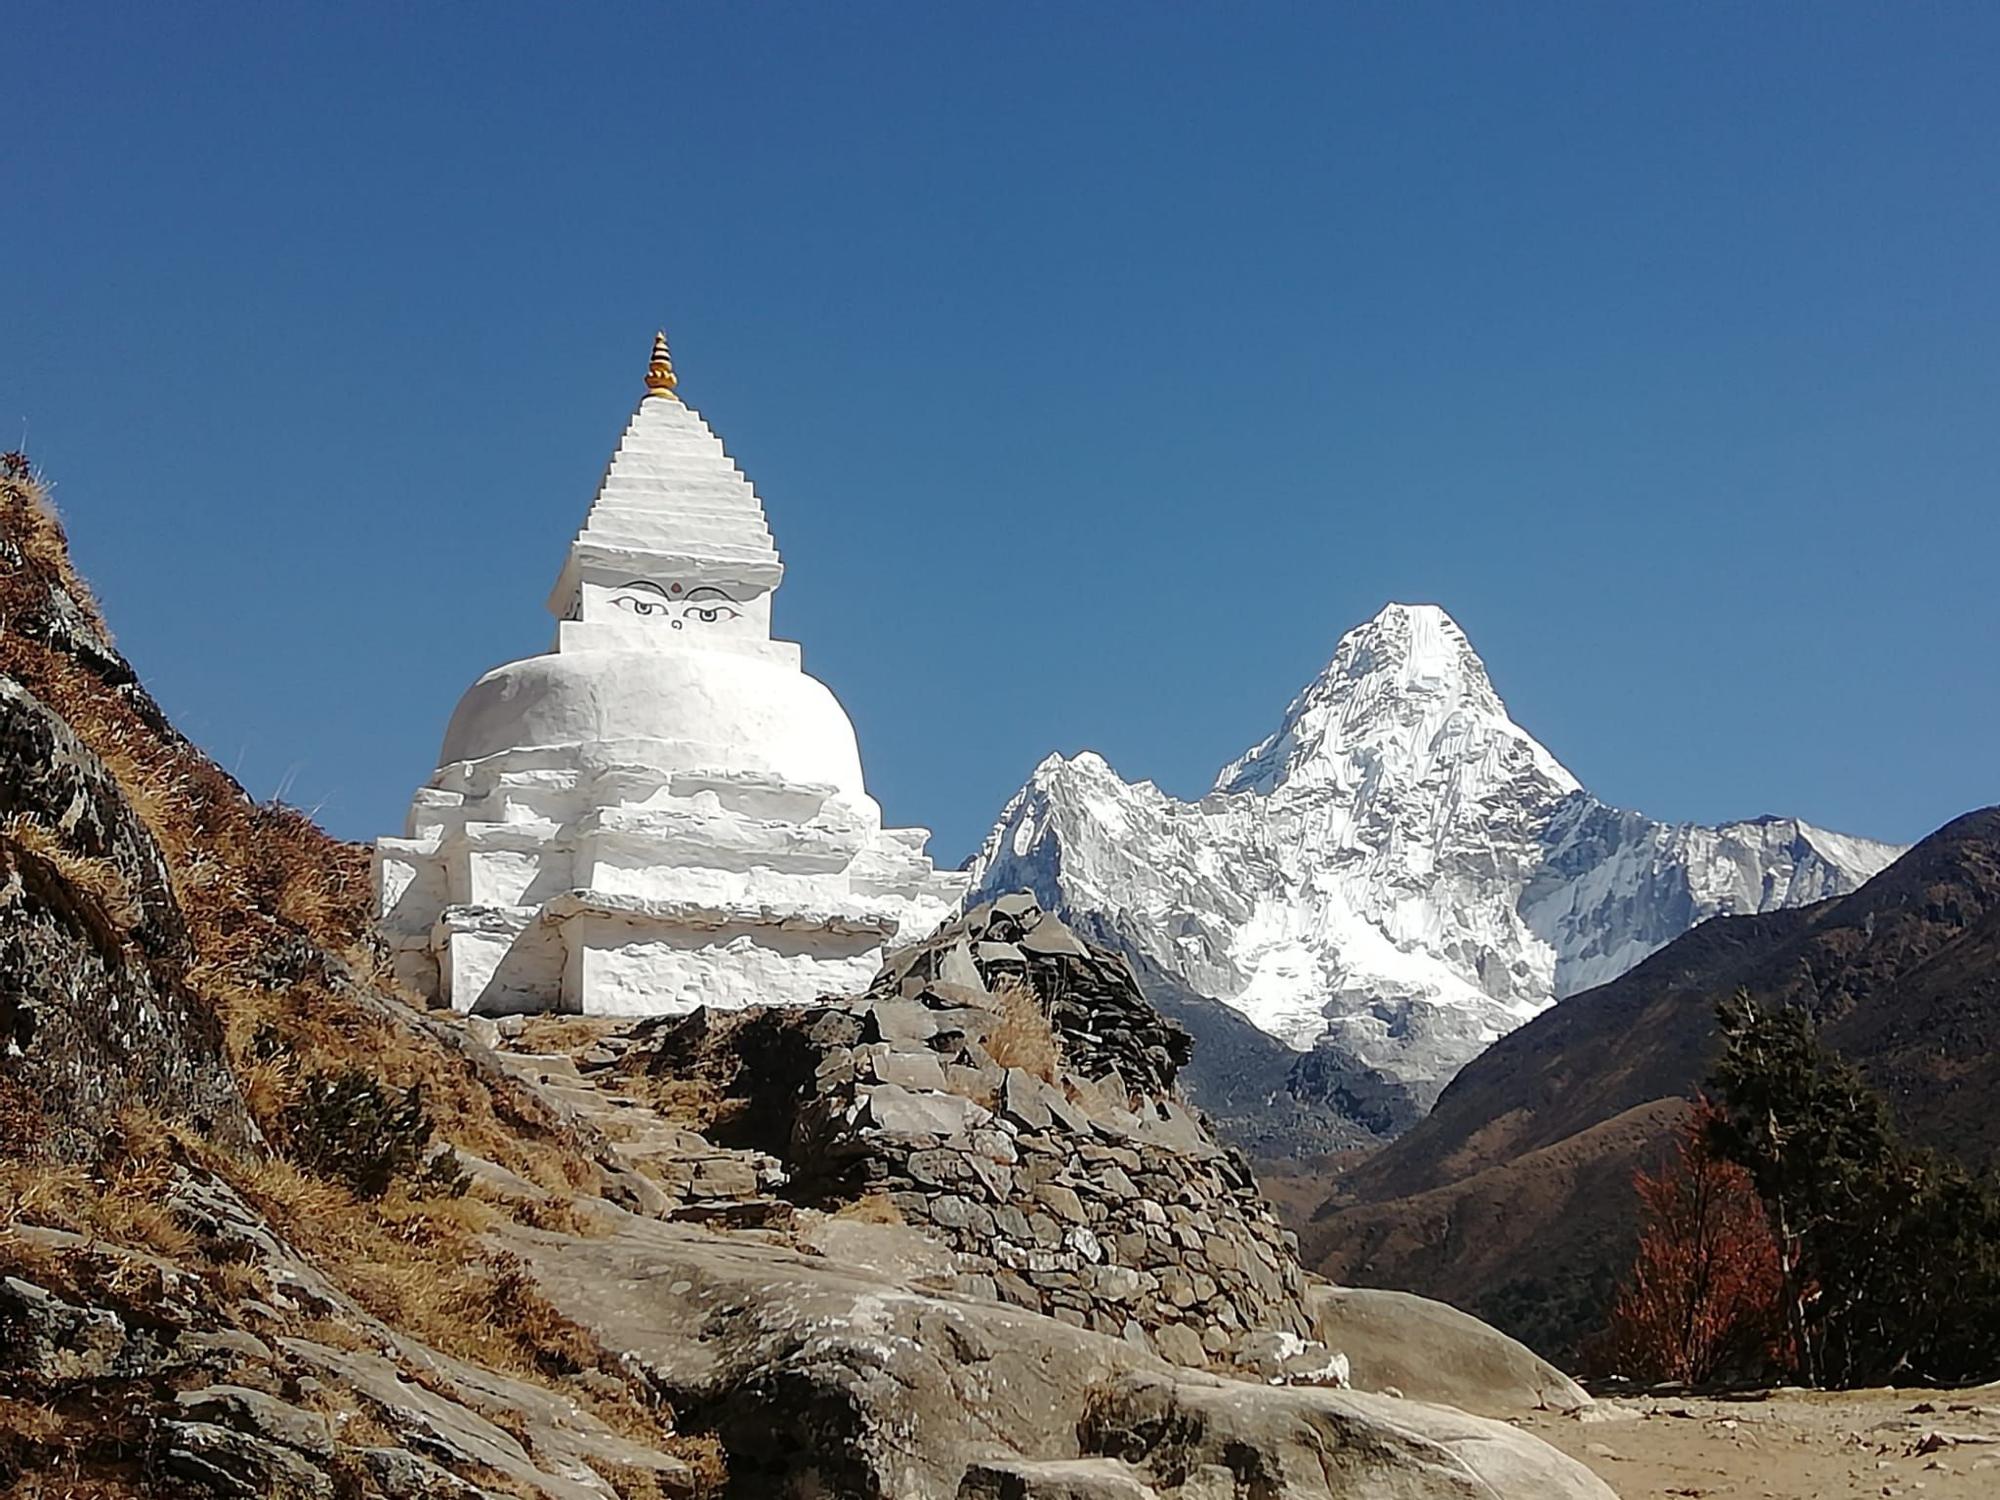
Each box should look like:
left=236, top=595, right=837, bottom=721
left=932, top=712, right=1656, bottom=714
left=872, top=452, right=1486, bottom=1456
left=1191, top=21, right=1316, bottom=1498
left=282, top=1066, right=465, bottom=1200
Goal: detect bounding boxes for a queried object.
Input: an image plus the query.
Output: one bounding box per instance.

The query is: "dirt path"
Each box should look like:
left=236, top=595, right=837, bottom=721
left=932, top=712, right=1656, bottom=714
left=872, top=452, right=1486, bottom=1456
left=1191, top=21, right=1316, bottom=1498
left=1518, top=1389, right=2000, bottom=1499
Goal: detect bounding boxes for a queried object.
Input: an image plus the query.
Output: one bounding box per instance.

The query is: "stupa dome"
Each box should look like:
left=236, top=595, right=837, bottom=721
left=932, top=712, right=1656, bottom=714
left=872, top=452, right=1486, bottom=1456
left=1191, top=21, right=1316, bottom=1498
left=437, top=650, right=867, bottom=799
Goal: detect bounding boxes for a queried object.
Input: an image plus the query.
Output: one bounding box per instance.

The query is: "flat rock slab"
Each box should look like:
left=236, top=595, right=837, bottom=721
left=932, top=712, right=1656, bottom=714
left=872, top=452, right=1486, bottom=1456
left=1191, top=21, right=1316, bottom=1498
left=872, top=1048, right=950, bottom=1092
left=863, top=1081, right=991, bottom=1138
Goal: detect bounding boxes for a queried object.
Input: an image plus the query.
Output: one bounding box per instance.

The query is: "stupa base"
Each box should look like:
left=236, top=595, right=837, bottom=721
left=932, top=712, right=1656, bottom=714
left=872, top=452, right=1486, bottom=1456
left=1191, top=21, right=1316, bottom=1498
left=412, top=891, right=905, bottom=1017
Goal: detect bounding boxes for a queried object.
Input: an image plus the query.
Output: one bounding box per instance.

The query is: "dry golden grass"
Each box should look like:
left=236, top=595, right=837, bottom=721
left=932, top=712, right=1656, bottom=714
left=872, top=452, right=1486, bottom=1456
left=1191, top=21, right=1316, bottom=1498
left=516, top=1016, right=626, bottom=1055
left=832, top=1192, right=906, bottom=1226
left=0, top=1398, right=67, bottom=1452
left=2, top=458, right=110, bottom=642
left=0, top=1392, right=151, bottom=1500
left=0, top=1146, right=707, bottom=1488
left=621, top=1072, right=730, bottom=1132
left=0, top=1115, right=193, bottom=1265
left=984, top=975, right=1063, bottom=1084
left=0, top=1221, right=67, bottom=1295
left=588, top=1446, right=729, bottom=1500
left=210, top=1147, right=618, bottom=1389
left=294, top=1382, right=400, bottom=1450
left=0, top=815, right=142, bottom=933
left=204, top=964, right=598, bottom=1198
left=506, top=1191, right=613, bottom=1238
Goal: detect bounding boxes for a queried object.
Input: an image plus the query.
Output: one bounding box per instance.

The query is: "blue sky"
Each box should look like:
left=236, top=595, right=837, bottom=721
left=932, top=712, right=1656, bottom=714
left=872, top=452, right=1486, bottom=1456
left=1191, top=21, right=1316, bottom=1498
left=5, top=3, right=1996, bottom=863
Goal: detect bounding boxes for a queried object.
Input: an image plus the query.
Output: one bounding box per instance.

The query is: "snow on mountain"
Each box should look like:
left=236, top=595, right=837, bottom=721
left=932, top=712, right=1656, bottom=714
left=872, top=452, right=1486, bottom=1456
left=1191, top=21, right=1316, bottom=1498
left=967, top=603, right=1903, bottom=1116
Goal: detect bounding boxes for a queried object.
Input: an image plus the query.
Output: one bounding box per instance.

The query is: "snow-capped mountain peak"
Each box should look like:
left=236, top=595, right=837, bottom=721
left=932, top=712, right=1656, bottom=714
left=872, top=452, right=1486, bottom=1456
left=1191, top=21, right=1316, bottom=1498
left=1213, top=603, right=1579, bottom=801
left=967, top=602, right=1903, bottom=1125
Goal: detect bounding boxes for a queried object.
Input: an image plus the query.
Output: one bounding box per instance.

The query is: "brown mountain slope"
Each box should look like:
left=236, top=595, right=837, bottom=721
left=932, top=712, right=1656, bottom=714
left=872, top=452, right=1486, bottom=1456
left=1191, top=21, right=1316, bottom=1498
left=1304, top=806, right=2000, bottom=1359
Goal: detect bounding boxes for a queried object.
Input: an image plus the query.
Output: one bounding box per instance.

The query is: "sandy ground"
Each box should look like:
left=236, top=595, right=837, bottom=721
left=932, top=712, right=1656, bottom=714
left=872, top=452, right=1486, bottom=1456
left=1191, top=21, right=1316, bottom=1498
left=1517, top=1388, right=2000, bottom=1499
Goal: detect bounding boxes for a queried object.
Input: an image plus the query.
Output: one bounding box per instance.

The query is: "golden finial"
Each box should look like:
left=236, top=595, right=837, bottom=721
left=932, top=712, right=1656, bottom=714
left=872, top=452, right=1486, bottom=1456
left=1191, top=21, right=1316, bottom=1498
left=644, top=329, right=679, bottom=401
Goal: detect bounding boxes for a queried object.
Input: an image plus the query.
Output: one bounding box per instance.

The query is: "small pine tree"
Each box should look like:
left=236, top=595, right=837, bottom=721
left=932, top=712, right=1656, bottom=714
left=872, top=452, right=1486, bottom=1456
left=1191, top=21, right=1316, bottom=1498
left=1601, top=1101, right=1786, bottom=1385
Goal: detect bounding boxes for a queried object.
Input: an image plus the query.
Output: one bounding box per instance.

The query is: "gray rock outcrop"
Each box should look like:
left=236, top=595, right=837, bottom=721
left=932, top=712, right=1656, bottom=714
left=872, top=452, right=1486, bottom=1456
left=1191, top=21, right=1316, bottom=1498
left=0, top=672, right=250, bottom=1161
left=1306, top=1284, right=1591, bottom=1414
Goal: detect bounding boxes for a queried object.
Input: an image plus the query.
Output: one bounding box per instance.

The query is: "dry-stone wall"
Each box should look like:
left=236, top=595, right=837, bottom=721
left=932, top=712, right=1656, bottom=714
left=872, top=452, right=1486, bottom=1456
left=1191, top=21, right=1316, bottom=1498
left=635, top=896, right=1332, bottom=1375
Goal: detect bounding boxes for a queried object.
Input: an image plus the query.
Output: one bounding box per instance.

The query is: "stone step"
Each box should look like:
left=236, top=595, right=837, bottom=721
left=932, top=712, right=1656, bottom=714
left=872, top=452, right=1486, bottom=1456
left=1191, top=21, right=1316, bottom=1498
left=582, top=525, right=775, bottom=552
left=615, top=437, right=730, bottom=455
left=668, top=1197, right=796, bottom=1231
left=591, top=500, right=761, bottom=522
left=596, top=482, right=757, bottom=503
left=606, top=457, right=746, bottom=478
left=608, top=1122, right=715, bottom=1154
left=583, top=516, right=772, bottom=540
left=585, top=521, right=767, bottom=541
left=539, top=1082, right=628, bottom=1118
left=493, top=1052, right=584, bottom=1086
left=576, top=524, right=776, bottom=556
left=573, top=536, right=778, bottom=566
left=587, top=504, right=769, bottom=529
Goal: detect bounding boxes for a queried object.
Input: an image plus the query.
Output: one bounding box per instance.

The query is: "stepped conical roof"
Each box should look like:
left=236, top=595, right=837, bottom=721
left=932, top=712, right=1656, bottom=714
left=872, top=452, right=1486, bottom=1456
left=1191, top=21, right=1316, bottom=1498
left=547, top=335, right=783, bottom=617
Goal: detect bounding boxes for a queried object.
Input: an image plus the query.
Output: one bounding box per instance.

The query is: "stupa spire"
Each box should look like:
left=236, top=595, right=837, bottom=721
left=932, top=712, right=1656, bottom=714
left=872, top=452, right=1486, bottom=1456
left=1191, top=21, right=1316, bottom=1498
left=644, top=329, right=678, bottom=401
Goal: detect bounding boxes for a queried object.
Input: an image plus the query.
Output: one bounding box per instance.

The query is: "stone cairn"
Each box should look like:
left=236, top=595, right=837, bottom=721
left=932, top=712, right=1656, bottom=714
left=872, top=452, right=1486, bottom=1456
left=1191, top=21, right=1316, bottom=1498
left=637, top=893, right=1331, bottom=1374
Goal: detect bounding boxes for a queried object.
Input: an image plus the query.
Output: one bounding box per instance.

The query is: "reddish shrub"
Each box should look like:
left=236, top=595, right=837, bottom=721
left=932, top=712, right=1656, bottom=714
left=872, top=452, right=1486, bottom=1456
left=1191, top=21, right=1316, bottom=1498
left=1599, top=1102, right=1787, bottom=1385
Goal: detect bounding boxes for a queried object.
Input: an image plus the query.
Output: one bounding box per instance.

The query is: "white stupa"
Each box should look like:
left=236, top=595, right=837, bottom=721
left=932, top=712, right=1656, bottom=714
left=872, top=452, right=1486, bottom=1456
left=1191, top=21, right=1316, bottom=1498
left=375, top=332, right=966, bottom=1015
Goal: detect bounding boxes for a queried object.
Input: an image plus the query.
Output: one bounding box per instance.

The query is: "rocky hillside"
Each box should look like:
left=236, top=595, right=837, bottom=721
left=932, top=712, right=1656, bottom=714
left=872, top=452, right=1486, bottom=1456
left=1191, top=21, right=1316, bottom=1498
left=1305, top=806, right=2000, bottom=1361
left=0, top=457, right=1611, bottom=1498
left=967, top=603, right=1899, bottom=1142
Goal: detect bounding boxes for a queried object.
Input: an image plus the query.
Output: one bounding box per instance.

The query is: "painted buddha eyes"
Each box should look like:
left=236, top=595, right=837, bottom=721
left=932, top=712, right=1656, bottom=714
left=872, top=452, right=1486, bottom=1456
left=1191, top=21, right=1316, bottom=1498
left=613, top=594, right=671, bottom=617
left=609, top=582, right=742, bottom=627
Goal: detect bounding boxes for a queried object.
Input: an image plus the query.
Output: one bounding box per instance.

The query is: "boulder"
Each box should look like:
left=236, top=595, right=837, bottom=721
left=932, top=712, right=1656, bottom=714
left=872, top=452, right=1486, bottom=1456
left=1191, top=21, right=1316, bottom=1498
left=1306, top=1284, right=1591, bottom=1414
left=1082, top=1371, right=1614, bottom=1499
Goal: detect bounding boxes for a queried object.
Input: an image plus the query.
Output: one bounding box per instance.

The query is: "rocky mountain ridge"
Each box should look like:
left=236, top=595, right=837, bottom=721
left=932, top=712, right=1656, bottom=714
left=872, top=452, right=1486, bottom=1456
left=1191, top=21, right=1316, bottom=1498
left=968, top=602, right=1900, bottom=1130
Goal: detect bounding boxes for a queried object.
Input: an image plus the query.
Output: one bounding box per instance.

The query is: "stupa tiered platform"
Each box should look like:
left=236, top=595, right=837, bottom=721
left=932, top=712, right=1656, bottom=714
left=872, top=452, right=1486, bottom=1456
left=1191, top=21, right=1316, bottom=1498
left=375, top=333, right=964, bottom=1015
